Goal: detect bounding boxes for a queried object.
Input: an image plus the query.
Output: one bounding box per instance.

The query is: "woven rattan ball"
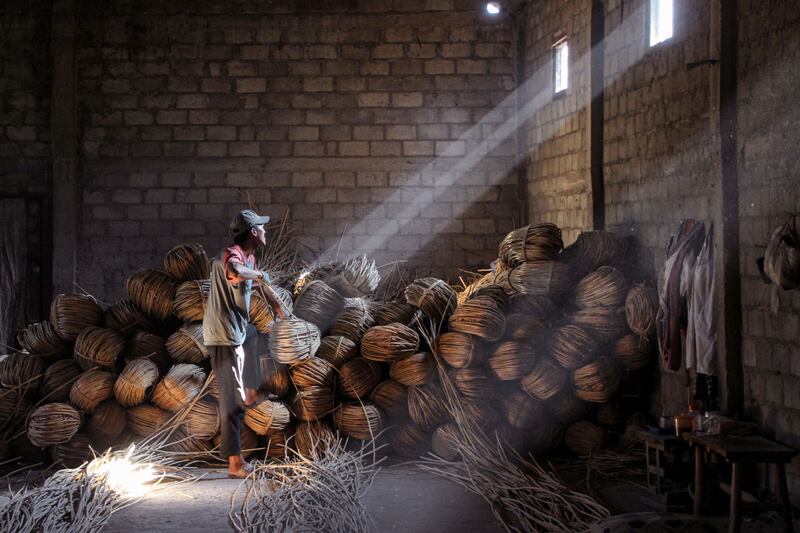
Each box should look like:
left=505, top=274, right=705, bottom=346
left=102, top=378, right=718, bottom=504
left=41, top=359, right=82, bottom=402
left=294, top=421, right=336, bottom=457
left=521, top=361, right=567, bottom=401
left=50, top=293, right=103, bottom=341
left=561, top=230, right=622, bottom=275
left=183, top=396, right=220, bottom=440
left=164, top=243, right=210, bottom=282
left=329, top=307, right=374, bottom=342
left=17, top=320, right=67, bottom=360
left=127, top=269, right=178, bottom=321
left=448, top=296, right=506, bottom=341
left=86, top=399, right=127, bottom=445
left=404, top=277, right=458, bottom=323
left=467, top=284, right=511, bottom=313
left=503, top=391, right=548, bottom=430
left=338, top=357, right=382, bottom=399
left=575, top=266, right=628, bottom=309
left=564, top=420, right=608, bottom=456
left=333, top=403, right=384, bottom=441
left=571, top=307, right=628, bottom=343
left=104, top=300, right=153, bottom=337
left=74, top=326, right=125, bottom=372
left=507, top=261, right=572, bottom=298
left=324, top=255, right=380, bottom=297
left=488, top=341, right=536, bottom=381
left=244, top=400, right=291, bottom=436
left=0, top=352, right=45, bottom=393
left=407, top=383, right=449, bottom=430
left=26, top=403, right=82, bottom=447
left=124, top=331, right=172, bottom=374
left=452, top=368, right=493, bottom=401
left=613, top=334, right=651, bottom=370
left=369, top=380, right=409, bottom=419
left=115, top=358, right=159, bottom=407
left=268, top=319, right=321, bottom=365
left=70, top=369, right=116, bottom=413
left=259, top=356, right=291, bottom=398
left=293, top=280, right=345, bottom=331
left=431, top=423, right=461, bottom=461
left=173, top=280, right=210, bottom=323
left=625, top=285, right=659, bottom=336
left=152, top=363, right=206, bottom=412
left=361, top=323, right=419, bottom=363
left=436, top=331, right=487, bottom=369
left=387, top=423, right=430, bottom=457
left=316, top=336, right=358, bottom=368
left=498, top=223, right=563, bottom=269
left=502, top=313, right=548, bottom=341
left=290, top=356, right=336, bottom=388
left=573, top=357, right=621, bottom=403
left=166, top=324, right=208, bottom=364
left=51, top=433, right=94, bottom=468
left=127, top=403, right=171, bottom=437
left=390, top=352, right=435, bottom=387
left=549, top=324, right=598, bottom=370
left=509, top=293, right=556, bottom=319
left=291, top=386, right=335, bottom=421
left=372, top=301, right=417, bottom=326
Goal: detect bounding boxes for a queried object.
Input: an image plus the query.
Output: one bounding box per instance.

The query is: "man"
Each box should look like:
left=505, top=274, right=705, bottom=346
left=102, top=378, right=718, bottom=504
left=203, top=209, right=288, bottom=478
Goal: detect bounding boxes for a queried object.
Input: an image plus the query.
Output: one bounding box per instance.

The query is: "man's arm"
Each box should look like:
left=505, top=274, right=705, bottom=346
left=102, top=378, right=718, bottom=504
left=256, top=283, right=289, bottom=321
left=226, top=256, right=288, bottom=320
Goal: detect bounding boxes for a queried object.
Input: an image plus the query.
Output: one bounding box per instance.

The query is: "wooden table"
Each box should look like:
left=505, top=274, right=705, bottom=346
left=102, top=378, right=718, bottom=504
left=684, top=433, right=797, bottom=533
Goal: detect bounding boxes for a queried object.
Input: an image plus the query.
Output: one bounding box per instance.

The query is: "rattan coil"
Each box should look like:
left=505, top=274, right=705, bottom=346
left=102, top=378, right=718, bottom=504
left=561, top=231, right=622, bottom=275
left=291, top=385, right=335, bottom=421
left=316, top=336, right=358, bottom=368
left=328, top=306, right=374, bottom=342
left=250, top=286, right=294, bottom=334
left=509, top=293, right=556, bottom=319
left=50, top=294, right=103, bottom=341
left=104, top=300, right=153, bottom=337
left=507, top=261, right=572, bottom=297
left=268, top=319, right=321, bottom=365
left=294, top=421, right=335, bottom=457
left=324, top=255, right=380, bottom=297
left=127, top=403, right=171, bottom=437
left=564, top=420, right=608, bottom=456
left=127, top=269, right=178, bottom=321
left=407, top=383, right=449, bottom=430
left=498, top=223, right=564, bottom=269
left=292, top=280, right=345, bottom=331
left=369, top=380, right=409, bottom=419
left=503, top=391, right=548, bottom=430
left=625, top=285, right=659, bottom=336
left=452, top=368, right=492, bottom=401
left=26, top=403, right=82, bottom=447
left=290, top=356, right=336, bottom=388
left=436, top=331, right=487, bottom=369
left=244, top=400, right=291, bottom=435
left=115, top=358, right=159, bottom=407
left=467, top=284, right=511, bottom=313
left=549, top=324, right=598, bottom=369
left=337, top=357, right=382, bottom=399
left=595, top=399, right=630, bottom=427
left=361, top=323, right=419, bottom=363
left=575, top=266, right=628, bottom=309
left=431, top=423, right=460, bottom=461
left=70, top=369, right=116, bottom=413
left=124, top=331, right=171, bottom=373
left=448, top=296, right=506, bottom=341
left=404, top=277, right=458, bottom=322
left=333, top=403, right=384, bottom=441
left=502, top=313, right=548, bottom=341
left=548, top=390, right=588, bottom=424
left=521, top=361, right=567, bottom=401
left=51, top=433, right=94, bottom=468
left=612, top=334, right=651, bottom=370
left=17, top=320, right=67, bottom=360
left=0, top=352, right=45, bottom=392
left=571, top=307, right=628, bottom=343
left=573, top=357, right=621, bottom=403
left=152, top=363, right=206, bottom=412
left=173, top=280, right=210, bottom=323
left=265, top=428, right=291, bottom=459
left=0, top=388, right=29, bottom=428
left=166, top=324, right=208, bottom=364
left=42, top=359, right=82, bottom=402
left=259, top=356, right=291, bottom=398
left=74, top=326, right=125, bottom=372
left=372, top=301, right=417, bottom=326
left=164, top=243, right=210, bottom=282
left=390, top=352, right=435, bottom=387
left=387, top=423, right=430, bottom=457
left=86, top=399, right=127, bottom=444
left=488, top=341, right=536, bottom=381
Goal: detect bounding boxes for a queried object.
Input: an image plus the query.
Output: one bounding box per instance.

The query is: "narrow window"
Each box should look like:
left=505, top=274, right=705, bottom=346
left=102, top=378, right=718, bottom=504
left=649, top=0, right=673, bottom=46
left=554, top=40, right=568, bottom=94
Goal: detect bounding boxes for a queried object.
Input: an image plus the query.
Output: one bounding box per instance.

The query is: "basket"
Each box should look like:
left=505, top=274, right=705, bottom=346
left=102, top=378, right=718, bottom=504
left=166, top=324, right=208, bottom=364
left=507, top=261, right=572, bottom=297
left=268, top=319, right=321, bottom=365
left=452, top=368, right=492, bottom=401
left=448, top=296, right=506, bottom=341
left=316, top=336, right=358, bottom=368
left=17, top=320, right=67, bottom=360
left=69, top=369, right=115, bottom=413
left=574, top=357, right=621, bottom=403
left=436, top=332, right=487, bottom=369
left=613, top=334, right=651, bottom=370
left=26, top=403, right=82, bottom=447
left=173, top=280, right=210, bottom=323
left=625, top=285, right=659, bottom=336
left=114, top=358, right=159, bottom=407
left=571, top=307, right=628, bottom=343
left=372, top=301, right=417, bottom=326
left=328, top=307, right=374, bottom=342
left=292, top=280, right=345, bottom=331
left=124, top=331, right=172, bottom=373
left=244, top=400, right=291, bottom=435
left=521, top=361, right=567, bottom=401
left=548, top=390, right=588, bottom=424
left=404, top=277, right=458, bottom=322
left=333, top=403, right=384, bottom=441
left=0, top=352, right=45, bottom=392
left=549, top=324, right=598, bottom=369
left=361, top=323, right=419, bottom=363
left=574, top=266, right=628, bottom=309
left=294, top=421, right=336, bottom=457
left=502, top=313, right=547, bottom=341
left=509, top=293, right=556, bottom=319
left=127, top=269, right=178, bottom=321
left=291, top=385, right=335, bottom=421
left=387, top=423, right=430, bottom=457
left=86, top=399, right=127, bottom=444
left=407, top=383, right=449, bottom=430
left=50, top=294, right=103, bottom=341
left=324, top=255, right=380, bottom=297
left=259, top=356, right=291, bottom=398
left=290, top=356, right=336, bottom=388
left=337, top=358, right=382, bottom=399
left=561, top=230, right=622, bottom=275
left=390, top=352, right=435, bottom=387
left=104, top=300, right=153, bottom=337
left=369, top=380, right=409, bottom=419
left=564, top=420, right=608, bottom=456
left=127, top=403, right=171, bottom=437
left=503, top=391, right=547, bottom=430
left=250, top=286, right=294, bottom=333
left=51, top=433, right=94, bottom=468
left=498, top=223, right=563, bottom=269
left=74, top=326, right=125, bottom=372
left=431, top=423, right=460, bottom=461
left=488, top=341, right=536, bottom=381
left=42, top=359, right=82, bottom=402
left=163, top=243, right=210, bottom=282
left=152, top=363, right=206, bottom=412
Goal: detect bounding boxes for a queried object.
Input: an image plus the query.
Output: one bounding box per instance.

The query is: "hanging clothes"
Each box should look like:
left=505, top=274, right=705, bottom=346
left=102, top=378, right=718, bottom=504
left=686, top=223, right=716, bottom=375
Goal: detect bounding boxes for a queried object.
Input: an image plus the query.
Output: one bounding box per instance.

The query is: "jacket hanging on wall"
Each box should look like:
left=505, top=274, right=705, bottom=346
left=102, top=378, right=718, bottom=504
left=657, top=220, right=706, bottom=371
left=686, top=223, right=716, bottom=376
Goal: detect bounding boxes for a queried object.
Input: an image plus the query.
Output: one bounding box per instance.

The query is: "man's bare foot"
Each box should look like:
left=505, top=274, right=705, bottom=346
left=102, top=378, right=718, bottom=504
left=228, top=455, right=253, bottom=479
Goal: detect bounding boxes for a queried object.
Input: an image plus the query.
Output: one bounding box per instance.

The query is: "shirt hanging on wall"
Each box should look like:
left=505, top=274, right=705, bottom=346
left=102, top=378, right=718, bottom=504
left=686, top=223, right=716, bottom=375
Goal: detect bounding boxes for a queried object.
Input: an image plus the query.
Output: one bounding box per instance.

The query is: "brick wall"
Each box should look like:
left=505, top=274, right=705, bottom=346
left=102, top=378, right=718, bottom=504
left=75, top=0, right=518, bottom=299
left=0, top=1, right=51, bottom=191
left=738, top=0, right=800, bottom=494
left=522, top=0, right=592, bottom=244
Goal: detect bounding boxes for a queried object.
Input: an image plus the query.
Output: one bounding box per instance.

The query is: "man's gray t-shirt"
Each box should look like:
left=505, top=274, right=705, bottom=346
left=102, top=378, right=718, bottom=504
left=202, top=246, right=253, bottom=347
